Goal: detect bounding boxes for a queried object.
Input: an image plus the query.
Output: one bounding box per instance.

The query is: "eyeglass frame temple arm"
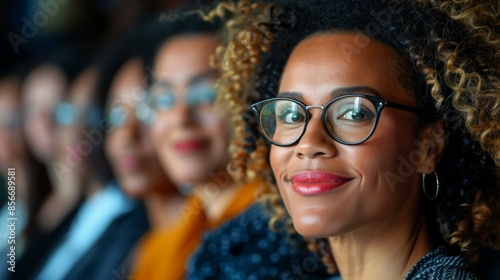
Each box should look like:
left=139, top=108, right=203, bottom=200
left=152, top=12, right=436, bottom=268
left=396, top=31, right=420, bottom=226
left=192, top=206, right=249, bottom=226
left=384, top=101, right=437, bottom=119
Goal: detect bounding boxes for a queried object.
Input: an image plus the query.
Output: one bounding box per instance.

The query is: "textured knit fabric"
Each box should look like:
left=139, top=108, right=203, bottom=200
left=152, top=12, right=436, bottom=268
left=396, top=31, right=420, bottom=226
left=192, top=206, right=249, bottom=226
left=132, top=181, right=259, bottom=280
left=188, top=205, right=479, bottom=280
left=403, top=246, right=479, bottom=280
left=186, top=203, right=331, bottom=280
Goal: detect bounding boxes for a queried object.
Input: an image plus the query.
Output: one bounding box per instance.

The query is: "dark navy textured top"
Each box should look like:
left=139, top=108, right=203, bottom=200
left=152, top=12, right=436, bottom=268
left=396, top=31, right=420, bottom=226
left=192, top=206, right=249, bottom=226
left=187, top=204, right=478, bottom=280
left=403, top=246, right=478, bottom=280
left=185, top=203, right=331, bottom=280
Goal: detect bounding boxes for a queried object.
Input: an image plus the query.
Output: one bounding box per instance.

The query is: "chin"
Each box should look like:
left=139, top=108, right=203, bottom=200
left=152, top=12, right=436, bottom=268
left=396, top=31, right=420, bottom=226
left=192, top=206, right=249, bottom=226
left=169, top=164, right=211, bottom=183
left=121, top=182, right=148, bottom=198
left=288, top=205, right=343, bottom=238
left=293, top=219, right=335, bottom=238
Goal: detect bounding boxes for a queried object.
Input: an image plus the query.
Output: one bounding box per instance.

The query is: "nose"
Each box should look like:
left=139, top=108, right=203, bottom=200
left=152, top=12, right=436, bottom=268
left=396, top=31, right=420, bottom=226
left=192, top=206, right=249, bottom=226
left=168, top=100, right=196, bottom=127
left=295, top=113, right=338, bottom=159
left=121, top=112, right=140, bottom=140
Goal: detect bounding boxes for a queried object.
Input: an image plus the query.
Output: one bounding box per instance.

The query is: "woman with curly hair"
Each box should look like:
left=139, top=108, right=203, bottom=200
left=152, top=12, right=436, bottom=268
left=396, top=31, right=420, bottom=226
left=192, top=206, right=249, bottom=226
left=131, top=10, right=330, bottom=280
left=187, top=0, right=500, bottom=279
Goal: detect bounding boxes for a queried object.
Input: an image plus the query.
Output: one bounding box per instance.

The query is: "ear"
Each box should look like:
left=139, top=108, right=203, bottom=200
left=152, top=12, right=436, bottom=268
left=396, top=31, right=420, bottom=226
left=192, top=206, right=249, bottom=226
left=415, top=119, right=448, bottom=174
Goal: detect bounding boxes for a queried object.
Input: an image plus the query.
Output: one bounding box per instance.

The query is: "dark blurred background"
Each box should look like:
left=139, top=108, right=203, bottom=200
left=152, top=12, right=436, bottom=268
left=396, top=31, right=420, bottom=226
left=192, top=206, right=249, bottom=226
left=0, top=0, right=196, bottom=75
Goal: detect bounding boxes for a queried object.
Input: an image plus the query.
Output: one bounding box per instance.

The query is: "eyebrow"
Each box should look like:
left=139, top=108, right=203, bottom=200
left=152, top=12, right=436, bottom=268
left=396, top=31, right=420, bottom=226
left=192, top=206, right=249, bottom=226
left=152, top=70, right=218, bottom=88
left=277, top=86, right=382, bottom=101
left=188, top=70, right=218, bottom=86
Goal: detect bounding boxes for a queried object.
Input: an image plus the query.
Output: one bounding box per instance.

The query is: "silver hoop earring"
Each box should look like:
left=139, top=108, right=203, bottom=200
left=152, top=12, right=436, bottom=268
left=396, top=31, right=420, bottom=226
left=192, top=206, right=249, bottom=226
left=422, top=171, right=439, bottom=200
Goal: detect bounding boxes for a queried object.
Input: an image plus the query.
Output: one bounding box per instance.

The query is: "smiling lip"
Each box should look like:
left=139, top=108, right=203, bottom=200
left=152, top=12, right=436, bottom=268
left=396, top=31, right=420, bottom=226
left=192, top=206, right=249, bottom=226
left=173, top=139, right=209, bottom=153
left=290, top=171, right=352, bottom=196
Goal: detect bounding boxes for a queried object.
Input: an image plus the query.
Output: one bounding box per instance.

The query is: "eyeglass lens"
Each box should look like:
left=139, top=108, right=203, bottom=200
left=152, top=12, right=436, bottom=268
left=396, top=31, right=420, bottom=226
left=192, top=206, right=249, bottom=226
left=55, top=102, right=102, bottom=128
left=149, top=84, right=216, bottom=111
left=257, top=96, right=379, bottom=145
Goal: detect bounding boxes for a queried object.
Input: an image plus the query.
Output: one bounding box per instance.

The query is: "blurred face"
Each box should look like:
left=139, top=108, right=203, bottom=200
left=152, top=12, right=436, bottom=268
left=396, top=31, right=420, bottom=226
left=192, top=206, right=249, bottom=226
left=270, top=34, right=428, bottom=238
left=22, top=65, right=66, bottom=163
left=105, top=59, right=174, bottom=198
left=150, top=34, right=230, bottom=186
left=0, top=77, right=25, bottom=170
left=53, top=69, right=100, bottom=181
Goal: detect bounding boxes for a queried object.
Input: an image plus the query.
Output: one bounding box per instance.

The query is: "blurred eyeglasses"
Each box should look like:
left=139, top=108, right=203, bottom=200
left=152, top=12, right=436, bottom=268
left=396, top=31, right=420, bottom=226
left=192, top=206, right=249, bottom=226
left=251, top=94, right=427, bottom=146
left=106, top=102, right=155, bottom=128
left=147, top=81, right=216, bottom=112
left=54, top=102, right=103, bottom=128
left=135, top=80, right=217, bottom=125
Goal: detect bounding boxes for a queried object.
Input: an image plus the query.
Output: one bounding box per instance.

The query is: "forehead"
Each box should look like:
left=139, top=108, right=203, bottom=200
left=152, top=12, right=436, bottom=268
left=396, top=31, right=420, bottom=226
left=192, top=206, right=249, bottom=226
left=280, top=33, right=412, bottom=101
left=153, top=34, right=219, bottom=83
left=24, top=65, right=66, bottom=105
left=109, top=59, right=144, bottom=101
left=68, top=69, right=99, bottom=108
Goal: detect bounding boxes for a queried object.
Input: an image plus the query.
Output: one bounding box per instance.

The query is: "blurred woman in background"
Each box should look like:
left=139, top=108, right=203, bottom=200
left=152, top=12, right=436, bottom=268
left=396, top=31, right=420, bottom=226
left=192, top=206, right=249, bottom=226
left=102, top=22, right=182, bottom=275
left=15, top=45, right=149, bottom=279
left=0, top=71, right=30, bottom=255
left=130, top=12, right=261, bottom=280
left=21, top=48, right=86, bottom=233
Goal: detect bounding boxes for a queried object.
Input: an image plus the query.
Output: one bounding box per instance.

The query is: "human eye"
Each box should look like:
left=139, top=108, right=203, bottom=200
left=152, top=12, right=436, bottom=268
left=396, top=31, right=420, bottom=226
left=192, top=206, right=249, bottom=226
left=335, top=97, right=375, bottom=121
left=155, top=94, right=175, bottom=110
left=338, top=106, right=374, bottom=120
left=187, top=85, right=216, bottom=107
left=149, top=83, right=175, bottom=111
left=108, top=106, right=128, bottom=127
left=276, top=102, right=305, bottom=124
left=54, top=102, right=78, bottom=126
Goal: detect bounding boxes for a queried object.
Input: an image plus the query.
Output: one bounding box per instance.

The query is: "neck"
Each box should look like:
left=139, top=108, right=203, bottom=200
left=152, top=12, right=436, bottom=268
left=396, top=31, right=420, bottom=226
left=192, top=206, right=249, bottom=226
left=37, top=170, right=80, bottom=232
left=84, top=178, right=105, bottom=198
left=144, top=190, right=184, bottom=229
left=329, top=206, right=433, bottom=280
left=193, top=170, right=240, bottom=222
left=37, top=174, right=105, bottom=232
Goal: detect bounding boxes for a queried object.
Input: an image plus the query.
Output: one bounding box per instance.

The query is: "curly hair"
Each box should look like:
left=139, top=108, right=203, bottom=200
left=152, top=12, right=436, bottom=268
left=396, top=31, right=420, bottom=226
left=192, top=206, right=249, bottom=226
left=205, top=0, right=500, bottom=274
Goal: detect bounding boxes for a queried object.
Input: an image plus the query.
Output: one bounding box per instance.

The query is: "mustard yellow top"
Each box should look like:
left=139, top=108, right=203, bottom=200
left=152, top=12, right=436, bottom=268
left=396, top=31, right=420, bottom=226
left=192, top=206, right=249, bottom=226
left=131, top=181, right=259, bottom=280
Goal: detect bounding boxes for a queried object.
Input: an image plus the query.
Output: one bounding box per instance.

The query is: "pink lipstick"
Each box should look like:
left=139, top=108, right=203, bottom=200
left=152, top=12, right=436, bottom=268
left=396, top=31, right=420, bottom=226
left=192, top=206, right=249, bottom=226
left=290, top=171, right=352, bottom=196
left=173, top=139, right=208, bottom=153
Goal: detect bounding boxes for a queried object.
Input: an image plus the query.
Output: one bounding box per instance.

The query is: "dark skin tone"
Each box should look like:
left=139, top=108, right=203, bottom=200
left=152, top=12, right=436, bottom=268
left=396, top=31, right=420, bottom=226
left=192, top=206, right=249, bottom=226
left=270, top=33, right=447, bottom=280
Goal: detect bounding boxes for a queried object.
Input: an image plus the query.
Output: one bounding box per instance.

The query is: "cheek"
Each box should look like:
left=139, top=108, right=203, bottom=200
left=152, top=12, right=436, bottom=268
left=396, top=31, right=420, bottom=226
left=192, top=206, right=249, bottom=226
left=269, top=146, right=291, bottom=194
left=270, top=146, right=299, bottom=223
left=142, top=137, right=156, bottom=156
left=150, top=114, right=171, bottom=146
left=58, top=129, right=72, bottom=147
left=206, top=119, right=230, bottom=152
left=0, top=130, right=23, bottom=162
left=104, top=132, right=118, bottom=160
left=351, top=123, right=421, bottom=195
left=269, top=146, right=291, bottom=175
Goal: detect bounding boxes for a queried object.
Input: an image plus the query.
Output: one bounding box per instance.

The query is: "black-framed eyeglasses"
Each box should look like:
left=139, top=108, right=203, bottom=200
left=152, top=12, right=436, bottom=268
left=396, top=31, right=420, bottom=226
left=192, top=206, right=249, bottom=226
left=251, top=94, right=428, bottom=146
